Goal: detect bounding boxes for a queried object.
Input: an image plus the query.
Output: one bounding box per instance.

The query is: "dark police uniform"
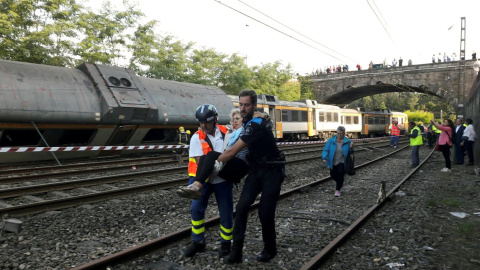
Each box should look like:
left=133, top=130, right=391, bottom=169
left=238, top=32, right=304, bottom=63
left=232, top=117, right=285, bottom=255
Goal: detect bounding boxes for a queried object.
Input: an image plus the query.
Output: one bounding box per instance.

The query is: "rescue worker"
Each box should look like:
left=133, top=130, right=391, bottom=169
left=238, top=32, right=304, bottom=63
left=174, top=126, right=190, bottom=154
left=216, top=89, right=286, bottom=264
left=179, top=104, right=232, bottom=258
left=389, top=119, right=400, bottom=148
left=426, top=122, right=437, bottom=148
left=406, top=121, right=422, bottom=168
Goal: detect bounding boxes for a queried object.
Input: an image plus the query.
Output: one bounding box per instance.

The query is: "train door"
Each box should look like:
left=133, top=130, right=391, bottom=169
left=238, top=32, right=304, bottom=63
left=275, top=109, right=283, bottom=139
left=307, top=108, right=314, bottom=137
left=98, top=125, right=138, bottom=157
left=363, top=115, right=368, bottom=135
left=268, top=106, right=276, bottom=137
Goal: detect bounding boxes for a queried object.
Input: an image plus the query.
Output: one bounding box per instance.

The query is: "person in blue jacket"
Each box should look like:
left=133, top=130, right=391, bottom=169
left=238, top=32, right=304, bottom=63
left=321, top=126, right=353, bottom=197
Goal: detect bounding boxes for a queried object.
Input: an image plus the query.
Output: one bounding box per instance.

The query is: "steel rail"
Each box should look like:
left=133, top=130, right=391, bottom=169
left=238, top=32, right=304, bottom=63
left=300, top=148, right=435, bottom=270
left=70, top=145, right=409, bottom=270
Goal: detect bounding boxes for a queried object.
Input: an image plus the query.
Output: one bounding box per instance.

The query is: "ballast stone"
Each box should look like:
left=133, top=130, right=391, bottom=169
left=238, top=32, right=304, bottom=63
left=3, top=218, right=23, bottom=233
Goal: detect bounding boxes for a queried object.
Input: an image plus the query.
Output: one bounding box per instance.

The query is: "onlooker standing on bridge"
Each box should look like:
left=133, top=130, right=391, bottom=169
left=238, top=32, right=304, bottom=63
left=432, top=54, right=436, bottom=63
left=399, top=57, right=403, bottom=67
left=438, top=53, right=442, bottom=63
left=369, top=61, right=373, bottom=69
left=430, top=119, right=454, bottom=172
left=322, top=126, right=353, bottom=197
left=408, top=59, right=413, bottom=66
left=443, top=52, right=447, bottom=62
left=392, top=58, right=397, bottom=67
left=461, top=118, right=476, bottom=166
left=473, top=51, right=477, bottom=60
left=356, top=64, right=361, bottom=70
left=452, top=52, right=457, bottom=61
left=406, top=121, right=422, bottom=168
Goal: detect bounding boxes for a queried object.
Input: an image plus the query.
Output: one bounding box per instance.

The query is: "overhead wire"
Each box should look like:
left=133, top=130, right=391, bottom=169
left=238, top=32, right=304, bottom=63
left=213, top=0, right=350, bottom=63
left=235, top=0, right=357, bottom=63
left=365, top=0, right=399, bottom=52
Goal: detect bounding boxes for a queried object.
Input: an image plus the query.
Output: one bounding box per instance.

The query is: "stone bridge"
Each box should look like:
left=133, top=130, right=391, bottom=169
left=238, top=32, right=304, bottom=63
left=310, top=60, right=478, bottom=116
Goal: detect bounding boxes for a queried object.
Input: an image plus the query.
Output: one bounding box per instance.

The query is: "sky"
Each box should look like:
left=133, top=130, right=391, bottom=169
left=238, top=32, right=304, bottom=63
left=85, top=0, right=480, bottom=75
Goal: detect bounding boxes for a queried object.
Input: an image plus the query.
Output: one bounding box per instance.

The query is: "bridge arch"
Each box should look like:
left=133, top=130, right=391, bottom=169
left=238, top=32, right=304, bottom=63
left=310, top=61, right=477, bottom=115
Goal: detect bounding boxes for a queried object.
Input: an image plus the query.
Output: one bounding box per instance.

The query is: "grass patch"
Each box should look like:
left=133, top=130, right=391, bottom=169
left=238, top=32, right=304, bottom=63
left=440, top=198, right=462, bottom=207
left=425, top=198, right=438, bottom=207
left=457, top=221, right=477, bottom=237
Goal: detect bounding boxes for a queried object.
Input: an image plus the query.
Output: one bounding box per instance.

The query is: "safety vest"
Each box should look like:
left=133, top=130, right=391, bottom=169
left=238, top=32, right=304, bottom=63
left=432, top=125, right=441, bottom=134
left=410, top=126, right=423, bottom=146
left=188, top=124, right=228, bottom=177
left=390, top=124, right=400, bottom=136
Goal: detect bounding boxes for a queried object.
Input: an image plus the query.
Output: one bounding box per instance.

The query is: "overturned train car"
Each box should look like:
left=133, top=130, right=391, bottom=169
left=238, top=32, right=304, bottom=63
left=0, top=60, right=233, bottom=163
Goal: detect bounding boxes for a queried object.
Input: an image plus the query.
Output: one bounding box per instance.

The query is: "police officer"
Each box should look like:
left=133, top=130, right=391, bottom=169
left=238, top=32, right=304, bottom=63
left=215, top=89, right=286, bottom=264
left=178, top=104, right=233, bottom=258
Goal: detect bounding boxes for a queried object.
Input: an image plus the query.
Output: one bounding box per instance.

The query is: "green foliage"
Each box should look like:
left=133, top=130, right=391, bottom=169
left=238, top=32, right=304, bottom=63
left=405, top=110, right=434, bottom=124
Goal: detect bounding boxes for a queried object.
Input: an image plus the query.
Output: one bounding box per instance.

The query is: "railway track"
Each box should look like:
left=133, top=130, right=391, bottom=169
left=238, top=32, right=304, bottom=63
left=67, top=141, right=422, bottom=270
left=0, top=138, right=403, bottom=217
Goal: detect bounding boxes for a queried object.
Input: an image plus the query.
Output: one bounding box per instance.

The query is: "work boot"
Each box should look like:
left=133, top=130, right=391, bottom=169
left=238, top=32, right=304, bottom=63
left=219, top=241, right=231, bottom=258
left=184, top=240, right=206, bottom=257
left=224, top=240, right=243, bottom=264
left=256, top=247, right=277, bottom=262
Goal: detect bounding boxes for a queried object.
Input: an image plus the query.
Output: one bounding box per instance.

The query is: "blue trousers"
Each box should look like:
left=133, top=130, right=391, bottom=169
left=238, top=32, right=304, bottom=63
left=411, top=145, right=420, bottom=166
left=390, top=136, right=399, bottom=147
left=189, top=176, right=233, bottom=243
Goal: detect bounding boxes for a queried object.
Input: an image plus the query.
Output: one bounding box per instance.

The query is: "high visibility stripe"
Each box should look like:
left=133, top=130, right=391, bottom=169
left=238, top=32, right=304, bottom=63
left=220, top=231, right=233, bottom=240
left=188, top=158, right=197, bottom=177
left=191, top=219, right=205, bottom=226
left=192, top=226, right=205, bottom=234
left=220, top=224, right=233, bottom=233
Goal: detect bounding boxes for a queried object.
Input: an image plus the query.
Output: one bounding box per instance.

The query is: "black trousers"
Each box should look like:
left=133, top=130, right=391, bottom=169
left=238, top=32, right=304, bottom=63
left=232, top=166, right=284, bottom=252
left=440, top=144, right=451, bottom=169
left=465, top=141, right=475, bottom=164
left=330, top=163, right=345, bottom=190
left=195, top=151, right=249, bottom=184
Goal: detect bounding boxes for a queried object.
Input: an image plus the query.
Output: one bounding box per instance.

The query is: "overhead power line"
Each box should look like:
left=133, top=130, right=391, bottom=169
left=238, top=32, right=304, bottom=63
left=213, top=0, right=351, bottom=63
left=236, top=0, right=357, bottom=63
left=365, top=0, right=399, bottom=52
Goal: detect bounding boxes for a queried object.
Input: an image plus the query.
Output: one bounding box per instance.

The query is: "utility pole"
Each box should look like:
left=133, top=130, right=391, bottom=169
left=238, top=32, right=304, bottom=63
left=458, top=17, right=466, bottom=118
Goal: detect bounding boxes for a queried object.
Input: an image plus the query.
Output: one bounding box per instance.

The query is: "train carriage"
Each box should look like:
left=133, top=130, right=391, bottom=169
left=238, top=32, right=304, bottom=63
left=340, top=108, right=362, bottom=138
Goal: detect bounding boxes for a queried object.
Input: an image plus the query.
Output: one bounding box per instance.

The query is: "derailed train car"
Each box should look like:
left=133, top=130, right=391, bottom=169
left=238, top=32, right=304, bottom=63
left=0, top=60, right=233, bottom=163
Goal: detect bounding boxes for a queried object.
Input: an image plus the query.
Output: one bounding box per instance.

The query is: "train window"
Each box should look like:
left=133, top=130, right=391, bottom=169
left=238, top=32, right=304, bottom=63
left=319, top=112, right=325, bottom=122
left=276, top=110, right=282, bottom=122
left=368, top=117, right=373, bottom=124
left=374, top=117, right=380, bottom=124
left=327, top=112, right=332, bottom=122
left=346, top=116, right=352, bottom=124
left=380, top=117, right=385, bottom=124
left=282, top=110, right=290, bottom=122
left=334, top=113, right=338, bottom=122
left=0, top=130, right=42, bottom=146
left=120, top=78, right=132, bottom=87
left=292, top=111, right=299, bottom=122
left=354, top=116, right=359, bottom=124
left=108, top=76, right=121, bottom=86
left=300, top=111, right=307, bottom=122
left=56, top=129, right=97, bottom=146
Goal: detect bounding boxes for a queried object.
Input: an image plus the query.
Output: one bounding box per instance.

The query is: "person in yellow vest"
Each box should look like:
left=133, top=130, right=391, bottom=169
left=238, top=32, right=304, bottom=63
left=174, top=126, right=190, bottom=154
left=406, top=121, right=423, bottom=168
left=389, top=119, right=400, bottom=148
left=176, top=104, right=233, bottom=258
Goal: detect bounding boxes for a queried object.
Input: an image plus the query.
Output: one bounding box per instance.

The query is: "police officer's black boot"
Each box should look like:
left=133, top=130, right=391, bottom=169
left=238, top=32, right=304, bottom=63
left=224, top=240, right=243, bottom=264
left=257, top=245, right=277, bottom=262
left=218, top=241, right=231, bottom=258
left=184, top=239, right=206, bottom=257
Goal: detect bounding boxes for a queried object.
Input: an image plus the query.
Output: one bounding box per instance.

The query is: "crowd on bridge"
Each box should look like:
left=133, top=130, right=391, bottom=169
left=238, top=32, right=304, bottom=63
left=311, top=50, right=478, bottom=76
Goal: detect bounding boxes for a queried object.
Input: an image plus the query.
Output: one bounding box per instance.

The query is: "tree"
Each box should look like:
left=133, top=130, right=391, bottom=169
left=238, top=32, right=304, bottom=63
left=0, top=0, right=81, bottom=66
left=76, top=1, right=143, bottom=65
left=217, top=53, right=253, bottom=95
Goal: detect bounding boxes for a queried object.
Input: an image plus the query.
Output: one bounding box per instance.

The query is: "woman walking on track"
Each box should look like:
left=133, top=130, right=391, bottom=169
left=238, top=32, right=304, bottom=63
left=321, top=126, right=353, bottom=197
